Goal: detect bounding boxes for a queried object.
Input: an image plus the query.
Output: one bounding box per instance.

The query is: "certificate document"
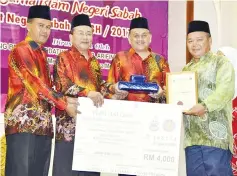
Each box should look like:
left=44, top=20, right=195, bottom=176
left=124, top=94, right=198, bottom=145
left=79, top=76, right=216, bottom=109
left=166, top=72, right=198, bottom=111
left=72, top=98, right=183, bottom=176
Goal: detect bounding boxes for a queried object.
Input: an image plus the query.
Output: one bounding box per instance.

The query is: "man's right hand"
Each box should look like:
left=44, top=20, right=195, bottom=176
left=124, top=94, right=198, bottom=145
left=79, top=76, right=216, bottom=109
left=87, top=91, right=104, bottom=108
left=112, top=82, right=128, bottom=100
left=65, top=97, right=80, bottom=118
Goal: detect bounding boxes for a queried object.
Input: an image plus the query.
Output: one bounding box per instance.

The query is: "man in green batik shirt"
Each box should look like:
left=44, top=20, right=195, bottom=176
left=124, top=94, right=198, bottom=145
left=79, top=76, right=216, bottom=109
left=183, top=20, right=235, bottom=176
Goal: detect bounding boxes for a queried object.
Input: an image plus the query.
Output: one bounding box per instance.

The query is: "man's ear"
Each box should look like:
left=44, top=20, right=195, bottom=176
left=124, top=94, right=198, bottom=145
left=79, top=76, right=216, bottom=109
left=26, top=22, right=31, bottom=32
left=209, top=37, right=212, bottom=46
left=69, top=34, right=73, bottom=43
left=128, top=34, right=131, bottom=45
left=149, top=33, right=152, bottom=44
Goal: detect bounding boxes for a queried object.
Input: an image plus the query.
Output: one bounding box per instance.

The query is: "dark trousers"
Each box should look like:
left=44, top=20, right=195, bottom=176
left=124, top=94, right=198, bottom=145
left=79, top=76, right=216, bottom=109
left=53, top=139, right=100, bottom=176
left=185, top=145, right=233, bottom=176
left=5, top=133, right=52, bottom=176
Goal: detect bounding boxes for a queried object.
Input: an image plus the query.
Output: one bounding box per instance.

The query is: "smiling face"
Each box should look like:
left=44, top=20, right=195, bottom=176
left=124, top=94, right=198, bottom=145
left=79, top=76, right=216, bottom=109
left=187, top=31, right=212, bottom=59
left=128, top=28, right=152, bottom=52
left=26, top=18, right=51, bottom=45
left=70, top=25, right=93, bottom=51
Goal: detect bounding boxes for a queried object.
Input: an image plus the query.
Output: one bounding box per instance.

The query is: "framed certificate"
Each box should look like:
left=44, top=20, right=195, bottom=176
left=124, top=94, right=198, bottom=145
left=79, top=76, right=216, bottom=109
left=166, top=71, right=198, bottom=112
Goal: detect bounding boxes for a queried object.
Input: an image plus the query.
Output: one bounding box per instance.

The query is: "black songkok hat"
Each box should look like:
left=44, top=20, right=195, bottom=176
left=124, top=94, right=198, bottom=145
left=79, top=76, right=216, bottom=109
left=187, top=20, right=211, bottom=35
left=71, top=14, right=91, bottom=30
left=28, top=5, right=51, bottom=20
left=130, top=17, right=149, bottom=31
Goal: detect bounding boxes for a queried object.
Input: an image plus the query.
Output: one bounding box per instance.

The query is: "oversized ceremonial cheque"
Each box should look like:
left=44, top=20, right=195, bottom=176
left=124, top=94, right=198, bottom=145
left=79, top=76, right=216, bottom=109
left=72, top=98, right=183, bottom=176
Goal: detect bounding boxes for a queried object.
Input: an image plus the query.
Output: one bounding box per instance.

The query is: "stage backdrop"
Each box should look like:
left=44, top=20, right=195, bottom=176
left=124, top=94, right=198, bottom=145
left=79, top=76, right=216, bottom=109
left=0, top=0, right=168, bottom=112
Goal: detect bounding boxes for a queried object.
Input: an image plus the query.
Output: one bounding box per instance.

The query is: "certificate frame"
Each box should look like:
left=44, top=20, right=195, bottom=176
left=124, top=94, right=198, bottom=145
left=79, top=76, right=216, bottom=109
left=166, top=71, right=198, bottom=112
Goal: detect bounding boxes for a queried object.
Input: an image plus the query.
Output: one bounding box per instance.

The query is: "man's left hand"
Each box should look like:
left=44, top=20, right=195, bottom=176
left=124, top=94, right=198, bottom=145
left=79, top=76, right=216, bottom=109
left=184, top=104, right=206, bottom=117
left=148, top=86, right=165, bottom=99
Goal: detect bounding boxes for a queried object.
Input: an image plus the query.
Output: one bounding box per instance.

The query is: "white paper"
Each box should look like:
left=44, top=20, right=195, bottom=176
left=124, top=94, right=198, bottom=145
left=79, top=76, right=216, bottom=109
left=72, top=98, right=183, bottom=176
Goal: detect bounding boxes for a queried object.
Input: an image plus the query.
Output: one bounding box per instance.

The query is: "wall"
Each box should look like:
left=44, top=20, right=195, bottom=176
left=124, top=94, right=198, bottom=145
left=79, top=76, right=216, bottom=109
left=219, top=1, right=237, bottom=48
left=194, top=0, right=237, bottom=51
left=168, top=1, right=187, bottom=72
left=194, top=0, right=219, bottom=52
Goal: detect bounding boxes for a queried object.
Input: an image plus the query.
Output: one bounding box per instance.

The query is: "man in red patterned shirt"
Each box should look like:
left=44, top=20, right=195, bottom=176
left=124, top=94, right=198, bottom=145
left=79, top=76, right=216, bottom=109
left=107, top=17, right=170, bottom=103
left=4, top=5, right=78, bottom=176
left=52, top=14, right=109, bottom=176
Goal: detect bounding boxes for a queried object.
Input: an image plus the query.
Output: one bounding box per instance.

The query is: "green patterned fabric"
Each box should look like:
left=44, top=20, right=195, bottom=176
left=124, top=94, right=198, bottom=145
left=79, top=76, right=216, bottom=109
left=182, top=51, right=235, bottom=152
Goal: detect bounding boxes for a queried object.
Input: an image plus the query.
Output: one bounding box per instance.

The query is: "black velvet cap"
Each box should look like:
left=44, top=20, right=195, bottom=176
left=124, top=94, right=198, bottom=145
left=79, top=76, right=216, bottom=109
left=71, top=14, right=91, bottom=30
left=28, top=5, right=51, bottom=20
left=187, top=20, right=211, bottom=35
left=130, top=17, right=149, bottom=30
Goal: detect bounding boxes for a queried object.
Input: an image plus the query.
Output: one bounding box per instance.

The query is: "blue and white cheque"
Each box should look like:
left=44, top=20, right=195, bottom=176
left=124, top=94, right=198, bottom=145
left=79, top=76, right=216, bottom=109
left=72, top=98, right=183, bottom=176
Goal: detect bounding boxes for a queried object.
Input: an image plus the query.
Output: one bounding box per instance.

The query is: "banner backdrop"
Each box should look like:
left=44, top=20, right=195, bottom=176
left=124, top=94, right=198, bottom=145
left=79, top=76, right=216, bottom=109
left=0, top=0, right=168, bottom=112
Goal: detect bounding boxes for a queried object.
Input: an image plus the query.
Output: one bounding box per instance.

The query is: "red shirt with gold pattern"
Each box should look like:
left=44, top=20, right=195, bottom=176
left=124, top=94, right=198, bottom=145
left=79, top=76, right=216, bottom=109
left=107, top=48, right=170, bottom=102
left=5, top=37, right=67, bottom=137
left=54, top=46, right=110, bottom=141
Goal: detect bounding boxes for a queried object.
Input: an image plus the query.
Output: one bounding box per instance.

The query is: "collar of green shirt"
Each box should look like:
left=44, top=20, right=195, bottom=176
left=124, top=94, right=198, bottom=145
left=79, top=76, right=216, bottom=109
left=190, top=51, right=213, bottom=63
